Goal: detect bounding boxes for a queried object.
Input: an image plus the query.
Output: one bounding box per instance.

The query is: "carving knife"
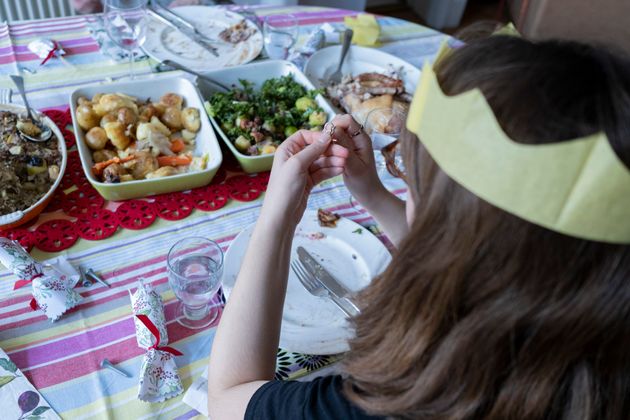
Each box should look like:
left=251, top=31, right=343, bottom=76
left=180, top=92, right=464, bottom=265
left=147, top=7, right=219, bottom=57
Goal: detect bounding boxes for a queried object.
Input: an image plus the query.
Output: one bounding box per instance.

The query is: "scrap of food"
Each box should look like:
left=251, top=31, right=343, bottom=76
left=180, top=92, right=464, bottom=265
left=0, top=111, right=62, bottom=215
left=206, top=75, right=327, bottom=156
left=326, top=71, right=411, bottom=131
left=219, top=19, right=256, bottom=44
left=75, top=92, right=207, bottom=183
left=317, top=208, right=340, bottom=228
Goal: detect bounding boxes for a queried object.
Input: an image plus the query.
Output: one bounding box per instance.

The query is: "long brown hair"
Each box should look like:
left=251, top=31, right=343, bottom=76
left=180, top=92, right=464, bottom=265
left=343, top=32, right=630, bottom=419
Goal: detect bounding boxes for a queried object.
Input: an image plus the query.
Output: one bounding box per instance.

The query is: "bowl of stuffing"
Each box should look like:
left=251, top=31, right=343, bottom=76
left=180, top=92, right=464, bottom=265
left=0, top=104, right=67, bottom=230
left=69, top=75, right=222, bottom=201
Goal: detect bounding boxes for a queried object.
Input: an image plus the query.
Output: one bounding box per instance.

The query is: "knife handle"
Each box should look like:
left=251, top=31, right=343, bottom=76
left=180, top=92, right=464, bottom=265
left=330, top=294, right=360, bottom=317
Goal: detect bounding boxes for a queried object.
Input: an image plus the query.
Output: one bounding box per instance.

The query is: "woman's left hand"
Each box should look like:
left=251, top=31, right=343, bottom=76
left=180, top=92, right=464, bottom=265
left=261, top=129, right=349, bottom=227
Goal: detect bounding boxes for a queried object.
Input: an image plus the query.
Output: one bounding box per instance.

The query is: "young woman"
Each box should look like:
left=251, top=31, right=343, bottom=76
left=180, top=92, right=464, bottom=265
left=207, top=32, right=630, bottom=419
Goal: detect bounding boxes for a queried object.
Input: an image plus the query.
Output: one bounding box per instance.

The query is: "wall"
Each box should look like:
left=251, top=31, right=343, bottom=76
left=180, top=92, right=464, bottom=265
left=510, top=0, right=630, bottom=55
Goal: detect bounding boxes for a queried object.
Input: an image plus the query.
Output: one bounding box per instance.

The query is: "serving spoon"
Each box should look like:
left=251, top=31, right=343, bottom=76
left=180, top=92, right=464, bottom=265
left=328, top=29, right=353, bottom=85
left=162, top=59, right=230, bottom=92
left=9, top=74, right=52, bottom=142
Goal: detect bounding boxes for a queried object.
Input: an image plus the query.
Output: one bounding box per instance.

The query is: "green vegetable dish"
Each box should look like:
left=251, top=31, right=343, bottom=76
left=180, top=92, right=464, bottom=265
left=206, top=75, right=327, bottom=156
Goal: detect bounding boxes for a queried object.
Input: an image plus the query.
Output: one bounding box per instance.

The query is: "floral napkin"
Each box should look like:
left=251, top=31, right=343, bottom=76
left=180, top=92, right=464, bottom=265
left=129, top=280, right=183, bottom=403
left=0, top=238, right=82, bottom=321
left=0, top=347, right=60, bottom=419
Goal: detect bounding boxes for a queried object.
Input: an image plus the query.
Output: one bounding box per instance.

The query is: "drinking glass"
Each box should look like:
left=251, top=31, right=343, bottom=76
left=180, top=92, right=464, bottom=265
left=167, top=237, right=224, bottom=329
left=103, top=0, right=148, bottom=80
left=363, top=107, right=406, bottom=180
left=263, top=14, right=298, bottom=60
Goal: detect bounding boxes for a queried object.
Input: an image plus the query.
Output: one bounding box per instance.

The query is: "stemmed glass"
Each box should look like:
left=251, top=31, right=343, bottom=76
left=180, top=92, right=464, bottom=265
left=363, top=107, right=406, bottom=180
left=167, top=237, right=224, bottom=329
left=263, top=14, right=298, bottom=60
left=103, top=0, right=148, bottom=80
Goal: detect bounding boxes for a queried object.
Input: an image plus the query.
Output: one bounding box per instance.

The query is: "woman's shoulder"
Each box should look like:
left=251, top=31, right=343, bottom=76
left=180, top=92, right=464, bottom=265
left=245, top=375, right=385, bottom=420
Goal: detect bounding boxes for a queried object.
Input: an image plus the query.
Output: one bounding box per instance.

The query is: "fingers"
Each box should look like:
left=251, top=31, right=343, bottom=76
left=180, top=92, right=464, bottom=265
left=310, top=156, right=346, bottom=172
left=310, top=166, right=344, bottom=186
left=331, top=114, right=372, bottom=151
left=323, top=143, right=350, bottom=158
left=291, top=130, right=332, bottom=167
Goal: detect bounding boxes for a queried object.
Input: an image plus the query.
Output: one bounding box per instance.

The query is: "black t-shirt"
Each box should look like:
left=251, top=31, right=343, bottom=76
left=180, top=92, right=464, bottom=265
left=245, top=375, right=385, bottom=420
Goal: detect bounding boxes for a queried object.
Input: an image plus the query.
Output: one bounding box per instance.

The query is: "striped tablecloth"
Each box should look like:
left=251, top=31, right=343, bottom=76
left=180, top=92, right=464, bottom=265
left=0, top=5, right=442, bottom=419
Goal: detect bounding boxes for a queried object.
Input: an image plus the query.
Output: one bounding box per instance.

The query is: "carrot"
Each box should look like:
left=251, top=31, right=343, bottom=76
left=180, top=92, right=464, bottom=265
left=92, top=155, right=135, bottom=176
left=170, top=138, right=185, bottom=153
left=157, top=155, right=192, bottom=167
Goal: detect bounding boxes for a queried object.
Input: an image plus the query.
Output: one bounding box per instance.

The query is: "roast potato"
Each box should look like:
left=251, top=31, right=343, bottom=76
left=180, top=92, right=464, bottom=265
left=92, top=149, right=117, bottom=163
left=161, top=107, right=183, bottom=130
left=93, top=93, right=138, bottom=116
left=85, top=127, right=108, bottom=150
left=159, top=93, right=183, bottom=109
left=76, top=104, right=100, bottom=131
left=117, top=107, right=138, bottom=127
left=181, top=107, right=201, bottom=132
left=100, top=112, right=118, bottom=128
left=104, top=121, right=131, bottom=150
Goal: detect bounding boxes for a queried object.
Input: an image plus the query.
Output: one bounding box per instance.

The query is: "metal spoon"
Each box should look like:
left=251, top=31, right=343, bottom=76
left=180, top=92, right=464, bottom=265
left=9, top=75, right=52, bottom=142
left=328, top=29, right=353, bottom=85
left=162, top=59, right=230, bottom=92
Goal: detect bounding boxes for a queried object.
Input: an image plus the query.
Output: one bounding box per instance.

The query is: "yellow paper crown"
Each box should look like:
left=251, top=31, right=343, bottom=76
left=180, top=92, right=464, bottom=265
left=406, top=42, right=630, bottom=244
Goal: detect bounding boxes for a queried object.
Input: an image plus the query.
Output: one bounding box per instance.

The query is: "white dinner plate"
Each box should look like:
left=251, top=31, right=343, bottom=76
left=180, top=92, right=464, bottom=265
left=304, top=45, right=421, bottom=106
left=222, top=210, right=392, bottom=355
left=143, top=6, right=263, bottom=71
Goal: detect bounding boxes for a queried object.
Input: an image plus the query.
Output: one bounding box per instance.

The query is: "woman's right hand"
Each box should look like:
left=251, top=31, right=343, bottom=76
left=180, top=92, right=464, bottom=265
left=327, top=114, right=386, bottom=206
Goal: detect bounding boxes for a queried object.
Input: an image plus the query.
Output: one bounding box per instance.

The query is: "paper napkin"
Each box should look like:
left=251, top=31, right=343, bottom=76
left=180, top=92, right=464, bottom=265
left=344, top=14, right=380, bottom=46
left=0, top=347, right=60, bottom=419
left=0, top=238, right=82, bottom=321
left=129, top=280, right=183, bottom=403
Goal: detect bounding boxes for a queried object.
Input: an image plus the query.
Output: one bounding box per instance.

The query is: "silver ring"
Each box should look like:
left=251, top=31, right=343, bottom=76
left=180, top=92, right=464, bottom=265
left=325, top=121, right=336, bottom=137
left=351, top=124, right=363, bottom=137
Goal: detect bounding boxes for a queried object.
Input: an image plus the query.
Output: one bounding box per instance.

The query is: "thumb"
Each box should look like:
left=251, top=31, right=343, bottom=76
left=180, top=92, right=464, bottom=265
left=293, top=131, right=331, bottom=167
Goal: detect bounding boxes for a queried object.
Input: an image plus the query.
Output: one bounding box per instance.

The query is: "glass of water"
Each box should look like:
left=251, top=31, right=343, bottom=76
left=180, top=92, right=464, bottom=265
left=167, top=237, right=224, bottom=329
left=363, top=107, right=406, bottom=180
left=103, top=0, right=148, bottom=80
left=263, top=14, right=298, bottom=60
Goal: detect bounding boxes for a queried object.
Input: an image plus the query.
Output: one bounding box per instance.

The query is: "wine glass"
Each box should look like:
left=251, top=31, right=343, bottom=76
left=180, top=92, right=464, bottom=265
left=263, top=14, right=298, bottom=60
left=363, top=107, right=406, bottom=180
left=103, top=0, right=148, bottom=80
left=167, top=237, right=224, bottom=329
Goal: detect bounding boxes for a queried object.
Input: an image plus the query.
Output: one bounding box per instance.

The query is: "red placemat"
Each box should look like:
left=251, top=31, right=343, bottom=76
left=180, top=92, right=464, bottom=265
left=0, top=106, right=272, bottom=252
left=61, top=186, right=105, bottom=217
left=190, top=185, right=229, bottom=212
left=226, top=175, right=263, bottom=202
left=116, top=200, right=157, bottom=230
left=154, top=192, right=194, bottom=221
left=36, top=219, right=78, bottom=252
left=75, top=209, right=119, bottom=241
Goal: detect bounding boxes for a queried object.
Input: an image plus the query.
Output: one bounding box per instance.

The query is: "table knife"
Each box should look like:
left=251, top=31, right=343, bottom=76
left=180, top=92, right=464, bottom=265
left=297, top=246, right=360, bottom=314
left=153, top=2, right=221, bottom=44
left=147, top=7, right=219, bottom=57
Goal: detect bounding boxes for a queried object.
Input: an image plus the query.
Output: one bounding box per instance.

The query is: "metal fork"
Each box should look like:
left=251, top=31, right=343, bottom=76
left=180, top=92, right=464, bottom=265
left=290, top=260, right=357, bottom=317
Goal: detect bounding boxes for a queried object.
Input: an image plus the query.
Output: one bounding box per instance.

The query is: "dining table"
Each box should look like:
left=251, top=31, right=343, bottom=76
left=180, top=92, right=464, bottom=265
left=0, top=4, right=445, bottom=419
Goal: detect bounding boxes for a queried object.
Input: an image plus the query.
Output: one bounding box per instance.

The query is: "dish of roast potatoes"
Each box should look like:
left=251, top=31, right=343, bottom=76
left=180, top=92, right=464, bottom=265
left=74, top=92, right=207, bottom=183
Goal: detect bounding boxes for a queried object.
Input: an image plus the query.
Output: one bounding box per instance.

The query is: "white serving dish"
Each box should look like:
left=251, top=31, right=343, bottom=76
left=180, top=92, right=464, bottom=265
left=197, top=60, right=338, bottom=173
left=304, top=45, right=421, bottom=106
left=69, top=76, right=223, bottom=201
